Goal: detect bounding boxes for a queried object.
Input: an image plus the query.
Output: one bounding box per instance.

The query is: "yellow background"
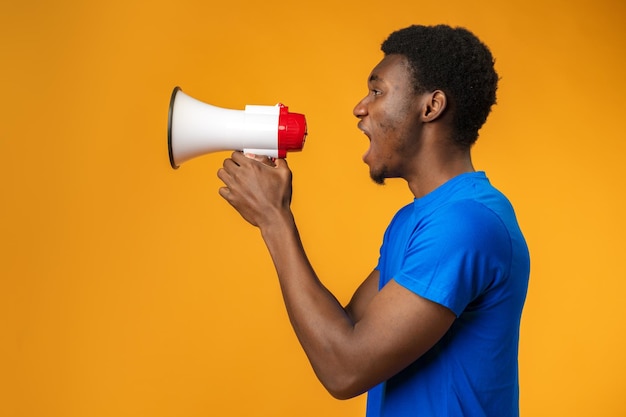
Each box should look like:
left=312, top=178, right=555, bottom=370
left=2, top=0, right=625, bottom=416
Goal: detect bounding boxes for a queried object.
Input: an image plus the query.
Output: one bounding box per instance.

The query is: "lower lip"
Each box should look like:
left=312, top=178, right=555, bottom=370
left=360, top=129, right=371, bottom=162
left=362, top=145, right=371, bottom=163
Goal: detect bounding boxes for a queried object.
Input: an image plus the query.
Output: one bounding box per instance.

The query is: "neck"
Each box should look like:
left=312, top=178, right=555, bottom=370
left=406, top=144, right=475, bottom=199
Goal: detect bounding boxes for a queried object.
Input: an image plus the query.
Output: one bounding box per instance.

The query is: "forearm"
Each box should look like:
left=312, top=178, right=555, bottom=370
left=259, top=210, right=362, bottom=397
left=217, top=154, right=377, bottom=397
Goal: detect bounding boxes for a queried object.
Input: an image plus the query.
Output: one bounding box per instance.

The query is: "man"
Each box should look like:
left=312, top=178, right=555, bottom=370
left=217, top=24, right=530, bottom=417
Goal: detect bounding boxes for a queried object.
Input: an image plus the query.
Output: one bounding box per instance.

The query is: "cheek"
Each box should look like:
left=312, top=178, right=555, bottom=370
left=374, top=110, right=400, bottom=136
left=373, top=111, right=408, bottom=152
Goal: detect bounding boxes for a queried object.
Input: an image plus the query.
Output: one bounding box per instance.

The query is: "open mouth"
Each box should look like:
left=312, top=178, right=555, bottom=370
left=357, top=122, right=371, bottom=140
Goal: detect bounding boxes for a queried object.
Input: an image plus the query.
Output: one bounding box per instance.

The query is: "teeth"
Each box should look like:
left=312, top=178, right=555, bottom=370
left=357, top=122, right=371, bottom=140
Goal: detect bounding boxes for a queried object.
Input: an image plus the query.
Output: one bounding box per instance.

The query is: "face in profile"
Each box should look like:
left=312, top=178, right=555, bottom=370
left=353, top=54, right=424, bottom=185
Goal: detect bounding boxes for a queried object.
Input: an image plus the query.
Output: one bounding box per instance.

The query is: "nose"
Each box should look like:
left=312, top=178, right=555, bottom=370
left=353, top=96, right=368, bottom=119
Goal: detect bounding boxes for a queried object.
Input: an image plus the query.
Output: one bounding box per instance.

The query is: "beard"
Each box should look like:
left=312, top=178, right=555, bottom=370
left=369, top=166, right=387, bottom=185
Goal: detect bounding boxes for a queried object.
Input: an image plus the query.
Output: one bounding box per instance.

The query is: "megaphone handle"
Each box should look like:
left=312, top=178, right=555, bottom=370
left=242, top=152, right=277, bottom=165
left=243, top=148, right=279, bottom=158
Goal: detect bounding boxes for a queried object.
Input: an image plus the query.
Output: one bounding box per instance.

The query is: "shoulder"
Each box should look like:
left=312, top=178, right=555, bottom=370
left=431, top=199, right=510, bottom=241
left=405, top=199, right=515, bottom=276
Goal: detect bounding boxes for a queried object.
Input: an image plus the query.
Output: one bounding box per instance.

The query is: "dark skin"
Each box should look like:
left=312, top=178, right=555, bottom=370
left=217, top=54, right=474, bottom=400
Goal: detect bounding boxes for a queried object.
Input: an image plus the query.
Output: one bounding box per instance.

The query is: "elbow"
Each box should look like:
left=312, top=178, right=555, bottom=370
left=319, top=372, right=370, bottom=400
left=328, top=388, right=363, bottom=401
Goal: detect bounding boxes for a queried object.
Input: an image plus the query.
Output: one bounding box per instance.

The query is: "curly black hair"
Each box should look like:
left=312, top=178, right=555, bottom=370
left=381, top=25, right=499, bottom=148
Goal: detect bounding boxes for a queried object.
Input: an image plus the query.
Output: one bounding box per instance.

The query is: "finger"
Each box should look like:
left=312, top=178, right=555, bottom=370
left=230, top=151, right=247, bottom=165
left=217, top=164, right=236, bottom=188
left=217, top=167, right=228, bottom=183
left=223, top=157, right=239, bottom=169
left=220, top=158, right=240, bottom=177
left=218, top=186, right=231, bottom=200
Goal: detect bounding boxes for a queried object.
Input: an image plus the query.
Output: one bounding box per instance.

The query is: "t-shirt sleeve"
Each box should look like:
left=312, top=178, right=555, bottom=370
left=393, top=200, right=512, bottom=317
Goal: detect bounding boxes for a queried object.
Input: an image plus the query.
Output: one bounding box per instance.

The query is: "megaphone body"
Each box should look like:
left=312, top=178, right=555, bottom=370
left=168, top=87, right=307, bottom=169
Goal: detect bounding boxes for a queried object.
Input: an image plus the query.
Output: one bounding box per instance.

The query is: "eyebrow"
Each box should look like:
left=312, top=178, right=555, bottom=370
left=368, top=74, right=382, bottom=83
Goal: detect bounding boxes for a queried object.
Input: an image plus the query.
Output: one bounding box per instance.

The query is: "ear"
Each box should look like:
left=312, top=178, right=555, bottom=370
left=421, top=90, right=447, bottom=122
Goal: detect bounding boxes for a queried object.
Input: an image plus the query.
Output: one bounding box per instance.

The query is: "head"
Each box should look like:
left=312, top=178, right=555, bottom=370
left=380, top=25, right=499, bottom=148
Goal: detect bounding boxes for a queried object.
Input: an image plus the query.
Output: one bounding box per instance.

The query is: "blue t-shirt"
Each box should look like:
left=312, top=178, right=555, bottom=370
left=367, top=172, right=530, bottom=417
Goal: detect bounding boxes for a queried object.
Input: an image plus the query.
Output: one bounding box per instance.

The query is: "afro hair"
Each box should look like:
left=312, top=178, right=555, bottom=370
left=381, top=25, right=499, bottom=148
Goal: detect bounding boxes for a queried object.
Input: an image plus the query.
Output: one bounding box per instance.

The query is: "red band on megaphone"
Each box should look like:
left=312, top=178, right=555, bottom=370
left=277, top=104, right=307, bottom=158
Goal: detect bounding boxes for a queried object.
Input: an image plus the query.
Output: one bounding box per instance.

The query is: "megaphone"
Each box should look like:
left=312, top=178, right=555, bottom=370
left=167, top=87, right=307, bottom=169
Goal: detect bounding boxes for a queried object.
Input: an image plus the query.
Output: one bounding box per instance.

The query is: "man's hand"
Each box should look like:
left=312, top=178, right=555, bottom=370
left=217, top=151, right=293, bottom=228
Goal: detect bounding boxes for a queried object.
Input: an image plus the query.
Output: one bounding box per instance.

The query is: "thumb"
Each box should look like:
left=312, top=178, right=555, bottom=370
left=273, top=158, right=289, bottom=170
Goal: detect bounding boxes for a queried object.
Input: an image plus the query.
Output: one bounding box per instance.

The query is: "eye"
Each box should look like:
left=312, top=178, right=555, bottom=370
left=371, top=89, right=382, bottom=96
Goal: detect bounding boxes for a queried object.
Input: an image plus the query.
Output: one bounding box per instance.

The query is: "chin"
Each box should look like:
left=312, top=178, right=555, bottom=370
left=370, top=168, right=387, bottom=185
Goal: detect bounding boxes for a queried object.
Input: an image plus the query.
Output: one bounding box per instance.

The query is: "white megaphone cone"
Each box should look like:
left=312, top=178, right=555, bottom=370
left=167, top=87, right=307, bottom=169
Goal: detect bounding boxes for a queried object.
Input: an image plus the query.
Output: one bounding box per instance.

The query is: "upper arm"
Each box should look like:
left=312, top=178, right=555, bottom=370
left=332, top=275, right=456, bottom=399
left=354, top=280, right=455, bottom=394
left=344, top=269, right=380, bottom=323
